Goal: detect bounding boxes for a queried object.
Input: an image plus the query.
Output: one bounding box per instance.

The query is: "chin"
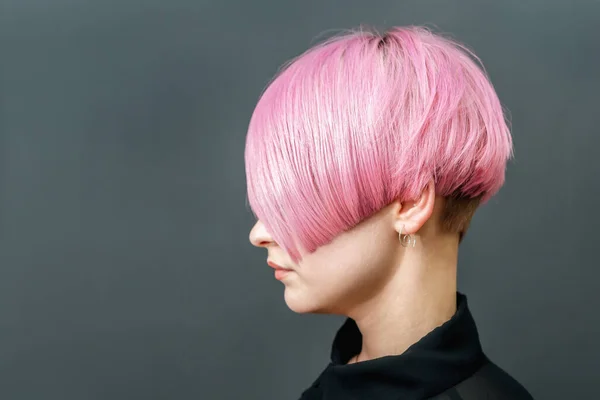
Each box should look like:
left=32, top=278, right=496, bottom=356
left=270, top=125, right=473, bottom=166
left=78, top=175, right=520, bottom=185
left=283, top=287, right=321, bottom=314
left=283, top=287, right=333, bottom=314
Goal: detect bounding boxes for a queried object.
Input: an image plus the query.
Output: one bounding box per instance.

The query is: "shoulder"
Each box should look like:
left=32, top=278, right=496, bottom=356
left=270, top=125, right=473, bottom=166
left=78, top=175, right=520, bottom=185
left=431, top=357, right=534, bottom=400
left=458, top=357, right=533, bottom=399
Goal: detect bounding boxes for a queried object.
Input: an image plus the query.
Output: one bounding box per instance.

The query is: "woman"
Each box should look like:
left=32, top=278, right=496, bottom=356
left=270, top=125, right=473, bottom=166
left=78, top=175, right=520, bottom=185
left=245, top=26, right=533, bottom=400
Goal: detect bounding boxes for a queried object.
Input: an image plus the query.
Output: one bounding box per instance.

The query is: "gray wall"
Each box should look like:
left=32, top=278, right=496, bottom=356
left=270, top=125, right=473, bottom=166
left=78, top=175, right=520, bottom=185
left=1, top=1, right=598, bottom=399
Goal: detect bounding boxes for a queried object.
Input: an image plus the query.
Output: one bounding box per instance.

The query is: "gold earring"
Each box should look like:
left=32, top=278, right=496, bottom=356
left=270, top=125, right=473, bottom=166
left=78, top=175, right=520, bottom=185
left=399, top=224, right=416, bottom=247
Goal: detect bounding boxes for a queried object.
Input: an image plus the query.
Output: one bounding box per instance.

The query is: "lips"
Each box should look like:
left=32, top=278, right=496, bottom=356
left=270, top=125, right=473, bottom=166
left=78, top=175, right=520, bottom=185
left=267, top=260, right=292, bottom=271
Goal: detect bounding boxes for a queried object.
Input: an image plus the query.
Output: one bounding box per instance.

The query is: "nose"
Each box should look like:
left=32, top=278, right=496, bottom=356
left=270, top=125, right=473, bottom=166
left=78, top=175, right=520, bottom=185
left=249, top=220, right=275, bottom=248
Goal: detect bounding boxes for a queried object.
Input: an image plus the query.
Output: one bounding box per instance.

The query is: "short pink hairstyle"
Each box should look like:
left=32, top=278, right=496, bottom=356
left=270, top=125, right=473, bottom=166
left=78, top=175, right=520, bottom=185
left=245, top=26, right=512, bottom=262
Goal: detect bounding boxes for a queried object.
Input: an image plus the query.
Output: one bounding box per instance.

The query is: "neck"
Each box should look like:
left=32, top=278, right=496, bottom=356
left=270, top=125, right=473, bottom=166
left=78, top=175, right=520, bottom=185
left=347, top=236, right=459, bottom=363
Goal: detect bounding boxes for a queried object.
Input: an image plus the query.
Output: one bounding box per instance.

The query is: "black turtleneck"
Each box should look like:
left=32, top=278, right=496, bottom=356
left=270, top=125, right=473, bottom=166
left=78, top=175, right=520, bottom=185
left=299, top=292, right=533, bottom=400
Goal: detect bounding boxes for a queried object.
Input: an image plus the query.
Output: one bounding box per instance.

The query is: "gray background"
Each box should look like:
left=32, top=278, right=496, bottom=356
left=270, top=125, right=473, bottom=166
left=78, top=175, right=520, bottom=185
left=1, top=0, right=598, bottom=399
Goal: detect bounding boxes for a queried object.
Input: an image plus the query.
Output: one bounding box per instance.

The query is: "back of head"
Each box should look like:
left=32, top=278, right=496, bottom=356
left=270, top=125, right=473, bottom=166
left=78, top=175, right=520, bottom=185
left=245, top=26, right=512, bottom=262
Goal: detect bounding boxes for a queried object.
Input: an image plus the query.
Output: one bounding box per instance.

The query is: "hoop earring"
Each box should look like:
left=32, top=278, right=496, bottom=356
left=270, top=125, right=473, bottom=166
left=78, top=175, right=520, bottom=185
left=399, top=225, right=416, bottom=247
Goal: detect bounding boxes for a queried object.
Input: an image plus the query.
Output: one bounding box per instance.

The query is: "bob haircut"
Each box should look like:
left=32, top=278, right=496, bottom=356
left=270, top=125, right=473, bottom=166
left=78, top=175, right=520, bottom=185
left=245, top=26, right=512, bottom=263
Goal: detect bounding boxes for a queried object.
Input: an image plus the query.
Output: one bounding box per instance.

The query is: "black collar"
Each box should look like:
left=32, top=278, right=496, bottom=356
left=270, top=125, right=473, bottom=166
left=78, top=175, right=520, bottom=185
left=302, top=292, right=487, bottom=399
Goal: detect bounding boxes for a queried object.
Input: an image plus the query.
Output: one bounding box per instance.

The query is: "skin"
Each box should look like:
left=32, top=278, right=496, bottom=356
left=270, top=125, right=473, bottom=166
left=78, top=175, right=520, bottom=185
left=249, top=179, right=459, bottom=364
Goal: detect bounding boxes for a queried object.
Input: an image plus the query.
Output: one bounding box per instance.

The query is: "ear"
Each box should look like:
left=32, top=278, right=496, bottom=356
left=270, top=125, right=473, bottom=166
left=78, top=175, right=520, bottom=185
left=393, top=178, right=436, bottom=236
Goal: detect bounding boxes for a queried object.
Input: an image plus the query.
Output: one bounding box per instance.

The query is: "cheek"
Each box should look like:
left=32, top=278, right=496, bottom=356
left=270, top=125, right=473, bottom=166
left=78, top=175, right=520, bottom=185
left=292, top=254, right=385, bottom=311
left=281, top=257, right=349, bottom=314
left=282, top=231, right=397, bottom=313
left=320, top=240, right=398, bottom=299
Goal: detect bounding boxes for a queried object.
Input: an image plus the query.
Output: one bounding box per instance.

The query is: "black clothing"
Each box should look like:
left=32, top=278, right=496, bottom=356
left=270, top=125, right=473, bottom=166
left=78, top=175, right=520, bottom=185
left=299, top=292, right=533, bottom=400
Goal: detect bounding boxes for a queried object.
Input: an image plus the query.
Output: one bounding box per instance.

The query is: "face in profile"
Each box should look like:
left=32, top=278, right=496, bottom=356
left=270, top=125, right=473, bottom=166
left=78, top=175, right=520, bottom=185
left=245, top=28, right=511, bottom=317
left=249, top=204, right=403, bottom=315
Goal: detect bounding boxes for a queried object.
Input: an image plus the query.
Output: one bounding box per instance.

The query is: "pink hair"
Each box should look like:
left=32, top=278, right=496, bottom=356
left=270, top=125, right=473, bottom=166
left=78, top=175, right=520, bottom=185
left=245, top=26, right=512, bottom=262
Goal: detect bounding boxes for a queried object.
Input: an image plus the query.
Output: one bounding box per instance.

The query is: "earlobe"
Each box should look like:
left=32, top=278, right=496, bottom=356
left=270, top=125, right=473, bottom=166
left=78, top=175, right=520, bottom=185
left=399, top=224, right=417, bottom=247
